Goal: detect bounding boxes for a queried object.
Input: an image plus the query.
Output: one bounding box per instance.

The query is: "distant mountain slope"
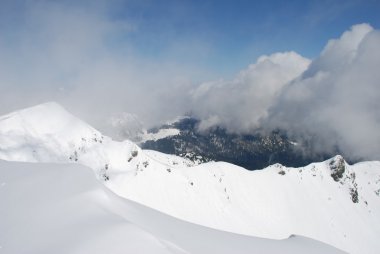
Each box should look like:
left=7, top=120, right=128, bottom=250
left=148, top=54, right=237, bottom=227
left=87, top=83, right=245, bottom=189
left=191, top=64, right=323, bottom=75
left=1, top=102, right=379, bottom=253
left=0, top=160, right=344, bottom=254
left=140, top=117, right=338, bottom=170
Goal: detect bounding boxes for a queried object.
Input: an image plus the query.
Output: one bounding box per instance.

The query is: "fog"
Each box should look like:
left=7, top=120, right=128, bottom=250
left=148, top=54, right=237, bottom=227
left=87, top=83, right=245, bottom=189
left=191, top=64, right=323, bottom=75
left=0, top=0, right=199, bottom=128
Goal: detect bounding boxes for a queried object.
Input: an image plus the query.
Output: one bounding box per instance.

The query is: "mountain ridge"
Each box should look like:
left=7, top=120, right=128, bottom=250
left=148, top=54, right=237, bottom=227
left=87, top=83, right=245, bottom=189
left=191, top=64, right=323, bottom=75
left=139, top=117, right=342, bottom=170
left=0, top=102, right=379, bottom=253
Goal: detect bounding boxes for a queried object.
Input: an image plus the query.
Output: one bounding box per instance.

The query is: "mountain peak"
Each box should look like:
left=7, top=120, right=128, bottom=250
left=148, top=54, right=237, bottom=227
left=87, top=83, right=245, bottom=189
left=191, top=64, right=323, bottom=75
left=0, top=101, right=96, bottom=136
left=4, top=101, right=67, bottom=117
left=0, top=102, right=103, bottom=163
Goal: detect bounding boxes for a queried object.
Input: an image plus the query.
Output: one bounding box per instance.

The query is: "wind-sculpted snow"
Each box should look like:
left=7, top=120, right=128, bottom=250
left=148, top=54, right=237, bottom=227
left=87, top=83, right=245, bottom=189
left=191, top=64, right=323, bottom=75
left=0, top=161, right=344, bottom=254
left=1, top=103, right=380, bottom=253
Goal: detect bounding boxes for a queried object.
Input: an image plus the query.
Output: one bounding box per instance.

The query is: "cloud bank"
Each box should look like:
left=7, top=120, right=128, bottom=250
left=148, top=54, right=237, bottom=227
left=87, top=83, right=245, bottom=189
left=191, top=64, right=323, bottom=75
left=190, top=51, right=310, bottom=132
left=264, top=24, right=380, bottom=160
left=192, top=24, right=380, bottom=160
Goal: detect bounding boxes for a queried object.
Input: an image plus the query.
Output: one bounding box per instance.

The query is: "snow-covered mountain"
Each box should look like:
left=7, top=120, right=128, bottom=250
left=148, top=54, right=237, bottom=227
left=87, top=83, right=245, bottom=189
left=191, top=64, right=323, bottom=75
left=0, top=160, right=343, bottom=254
left=1, top=102, right=380, bottom=253
left=138, top=117, right=340, bottom=170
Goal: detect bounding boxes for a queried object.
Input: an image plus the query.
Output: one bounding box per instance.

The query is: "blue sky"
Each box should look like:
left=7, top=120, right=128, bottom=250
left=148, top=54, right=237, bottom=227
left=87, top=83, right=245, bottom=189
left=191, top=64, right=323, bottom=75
left=107, top=0, right=380, bottom=76
left=1, top=0, right=379, bottom=79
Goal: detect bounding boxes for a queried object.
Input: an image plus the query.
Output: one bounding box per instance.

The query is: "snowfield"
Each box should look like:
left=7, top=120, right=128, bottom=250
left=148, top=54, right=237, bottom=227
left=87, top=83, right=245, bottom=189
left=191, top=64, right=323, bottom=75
left=1, top=102, right=379, bottom=253
left=0, top=160, right=343, bottom=254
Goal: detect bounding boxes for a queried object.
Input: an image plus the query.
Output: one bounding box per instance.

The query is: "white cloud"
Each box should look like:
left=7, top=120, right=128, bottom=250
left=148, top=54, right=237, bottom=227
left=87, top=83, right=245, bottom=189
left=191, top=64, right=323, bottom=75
left=189, top=23, right=380, bottom=161
left=191, top=51, right=311, bottom=132
left=265, top=24, right=380, bottom=160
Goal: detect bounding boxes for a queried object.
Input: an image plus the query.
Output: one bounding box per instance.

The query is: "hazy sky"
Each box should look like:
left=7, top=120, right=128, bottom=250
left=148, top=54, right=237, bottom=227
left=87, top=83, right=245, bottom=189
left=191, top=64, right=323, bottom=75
left=2, top=0, right=378, bottom=74
left=1, top=0, right=380, bottom=160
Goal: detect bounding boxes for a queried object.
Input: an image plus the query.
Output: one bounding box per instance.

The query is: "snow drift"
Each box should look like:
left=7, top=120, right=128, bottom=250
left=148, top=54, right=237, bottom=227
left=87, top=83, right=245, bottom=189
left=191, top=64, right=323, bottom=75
left=0, top=160, right=344, bottom=254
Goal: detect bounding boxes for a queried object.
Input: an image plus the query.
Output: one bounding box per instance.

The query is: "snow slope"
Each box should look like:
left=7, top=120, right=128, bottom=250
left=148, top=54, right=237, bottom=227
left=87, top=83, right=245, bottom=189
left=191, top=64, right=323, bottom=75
left=1, top=102, right=379, bottom=253
left=0, top=160, right=343, bottom=254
